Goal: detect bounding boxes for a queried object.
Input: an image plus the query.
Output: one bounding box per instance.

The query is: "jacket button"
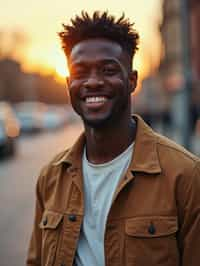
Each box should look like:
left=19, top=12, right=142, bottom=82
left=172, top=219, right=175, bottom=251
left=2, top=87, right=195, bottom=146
left=148, top=223, right=156, bottom=235
left=43, top=217, right=48, bottom=226
left=68, top=214, right=77, bottom=222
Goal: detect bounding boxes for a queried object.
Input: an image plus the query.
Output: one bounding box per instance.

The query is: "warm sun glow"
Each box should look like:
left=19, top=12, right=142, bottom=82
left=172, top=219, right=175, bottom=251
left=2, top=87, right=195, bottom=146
left=31, top=46, right=70, bottom=80
left=55, top=55, right=69, bottom=78
left=53, top=49, right=69, bottom=78
left=1, top=0, right=162, bottom=87
left=20, top=44, right=70, bottom=81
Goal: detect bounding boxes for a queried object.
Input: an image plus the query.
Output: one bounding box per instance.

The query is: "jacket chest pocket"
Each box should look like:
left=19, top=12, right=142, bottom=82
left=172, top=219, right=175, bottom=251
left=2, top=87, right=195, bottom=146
left=39, top=210, right=64, bottom=266
left=125, top=216, right=179, bottom=266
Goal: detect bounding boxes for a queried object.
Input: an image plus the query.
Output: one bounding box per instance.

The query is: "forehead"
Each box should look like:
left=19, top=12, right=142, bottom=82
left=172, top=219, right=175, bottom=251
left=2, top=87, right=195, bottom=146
left=69, top=38, right=125, bottom=65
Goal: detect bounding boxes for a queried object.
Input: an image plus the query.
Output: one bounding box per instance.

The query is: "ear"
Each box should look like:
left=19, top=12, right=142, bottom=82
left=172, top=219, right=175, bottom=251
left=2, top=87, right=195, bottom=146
left=129, top=70, right=138, bottom=93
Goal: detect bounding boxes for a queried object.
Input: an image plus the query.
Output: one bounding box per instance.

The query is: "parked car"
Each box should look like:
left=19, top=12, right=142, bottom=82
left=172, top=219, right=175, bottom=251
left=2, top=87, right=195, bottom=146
left=42, top=105, right=69, bottom=130
left=0, top=102, right=20, bottom=157
left=15, top=101, right=45, bottom=134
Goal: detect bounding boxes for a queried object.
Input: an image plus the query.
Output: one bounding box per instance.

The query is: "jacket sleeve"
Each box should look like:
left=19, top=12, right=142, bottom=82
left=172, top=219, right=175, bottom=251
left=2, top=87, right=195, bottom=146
left=26, top=169, right=45, bottom=266
left=177, top=161, right=200, bottom=266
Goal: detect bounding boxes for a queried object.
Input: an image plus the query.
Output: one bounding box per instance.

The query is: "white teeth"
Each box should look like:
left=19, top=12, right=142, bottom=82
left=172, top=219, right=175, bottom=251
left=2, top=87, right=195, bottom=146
left=85, top=96, right=107, bottom=103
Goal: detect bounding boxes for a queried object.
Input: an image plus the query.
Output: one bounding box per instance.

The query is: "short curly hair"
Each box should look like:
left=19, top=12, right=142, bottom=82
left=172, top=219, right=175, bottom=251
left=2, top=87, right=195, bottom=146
left=59, top=11, right=139, bottom=62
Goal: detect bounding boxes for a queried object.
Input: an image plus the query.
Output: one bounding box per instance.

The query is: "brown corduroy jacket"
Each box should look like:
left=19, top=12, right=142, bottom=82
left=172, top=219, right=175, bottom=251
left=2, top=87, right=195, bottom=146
left=26, top=115, right=200, bottom=266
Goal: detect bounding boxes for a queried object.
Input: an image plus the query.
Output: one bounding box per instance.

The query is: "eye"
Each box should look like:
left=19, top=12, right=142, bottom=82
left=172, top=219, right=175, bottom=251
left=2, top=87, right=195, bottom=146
left=102, top=64, right=118, bottom=76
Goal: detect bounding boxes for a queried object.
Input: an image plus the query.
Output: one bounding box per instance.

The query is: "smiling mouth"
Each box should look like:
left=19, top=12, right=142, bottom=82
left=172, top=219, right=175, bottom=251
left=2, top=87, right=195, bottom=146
left=85, top=96, right=108, bottom=103
left=83, top=96, right=109, bottom=108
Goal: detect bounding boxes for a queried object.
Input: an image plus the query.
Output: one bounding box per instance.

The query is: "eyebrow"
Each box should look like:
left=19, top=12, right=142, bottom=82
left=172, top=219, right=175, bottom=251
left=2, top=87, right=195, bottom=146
left=70, top=58, right=119, bottom=69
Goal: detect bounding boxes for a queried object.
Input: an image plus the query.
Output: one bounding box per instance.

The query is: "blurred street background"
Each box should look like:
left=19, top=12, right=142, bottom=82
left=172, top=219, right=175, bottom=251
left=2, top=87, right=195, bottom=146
left=0, top=118, right=83, bottom=266
left=0, top=0, right=200, bottom=265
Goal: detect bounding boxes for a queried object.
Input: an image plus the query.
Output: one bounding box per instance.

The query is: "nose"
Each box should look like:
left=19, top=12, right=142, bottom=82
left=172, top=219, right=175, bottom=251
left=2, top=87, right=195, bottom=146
left=83, top=71, right=104, bottom=89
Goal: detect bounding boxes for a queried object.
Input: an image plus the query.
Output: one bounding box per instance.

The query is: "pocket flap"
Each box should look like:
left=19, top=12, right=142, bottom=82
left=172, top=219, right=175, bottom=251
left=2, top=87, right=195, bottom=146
left=39, top=210, right=63, bottom=229
left=125, top=216, right=178, bottom=238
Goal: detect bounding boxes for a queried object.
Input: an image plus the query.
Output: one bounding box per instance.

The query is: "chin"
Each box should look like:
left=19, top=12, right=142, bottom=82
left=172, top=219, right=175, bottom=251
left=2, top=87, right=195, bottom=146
left=82, top=114, right=118, bottom=129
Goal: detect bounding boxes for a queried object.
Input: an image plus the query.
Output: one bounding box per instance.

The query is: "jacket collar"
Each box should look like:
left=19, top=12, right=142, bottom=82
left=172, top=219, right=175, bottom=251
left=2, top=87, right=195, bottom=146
left=130, top=114, right=161, bottom=174
left=53, top=115, right=161, bottom=174
left=52, top=133, right=85, bottom=168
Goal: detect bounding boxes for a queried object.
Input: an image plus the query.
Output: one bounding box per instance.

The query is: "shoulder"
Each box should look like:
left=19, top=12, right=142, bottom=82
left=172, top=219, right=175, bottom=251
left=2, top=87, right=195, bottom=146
left=36, top=132, right=85, bottom=190
left=156, top=132, right=199, bottom=164
left=36, top=148, right=71, bottom=188
left=154, top=132, right=200, bottom=180
left=152, top=133, right=200, bottom=211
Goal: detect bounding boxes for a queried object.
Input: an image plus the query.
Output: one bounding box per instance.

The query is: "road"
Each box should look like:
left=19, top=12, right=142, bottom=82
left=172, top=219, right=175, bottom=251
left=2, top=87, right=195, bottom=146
left=0, top=123, right=83, bottom=266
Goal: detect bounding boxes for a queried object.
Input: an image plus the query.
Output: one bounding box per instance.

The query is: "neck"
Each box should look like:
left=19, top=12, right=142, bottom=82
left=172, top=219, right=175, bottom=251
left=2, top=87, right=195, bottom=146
left=84, top=115, right=136, bottom=164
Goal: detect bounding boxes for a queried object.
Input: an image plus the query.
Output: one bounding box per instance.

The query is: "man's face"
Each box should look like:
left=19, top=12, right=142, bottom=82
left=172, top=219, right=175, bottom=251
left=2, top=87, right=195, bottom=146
left=67, top=38, right=137, bottom=128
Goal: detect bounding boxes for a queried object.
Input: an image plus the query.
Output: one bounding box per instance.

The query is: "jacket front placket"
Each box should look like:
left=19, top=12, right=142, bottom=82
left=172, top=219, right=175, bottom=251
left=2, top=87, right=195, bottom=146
left=55, top=165, right=84, bottom=266
left=104, top=169, right=136, bottom=266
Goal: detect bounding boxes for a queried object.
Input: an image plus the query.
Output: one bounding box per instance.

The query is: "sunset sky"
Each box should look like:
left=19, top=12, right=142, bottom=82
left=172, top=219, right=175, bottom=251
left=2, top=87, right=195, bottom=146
left=0, top=0, right=163, bottom=81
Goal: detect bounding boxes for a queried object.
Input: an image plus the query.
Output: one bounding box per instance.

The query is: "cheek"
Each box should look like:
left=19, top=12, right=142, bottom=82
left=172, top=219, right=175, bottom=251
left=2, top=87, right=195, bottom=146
left=108, top=77, right=127, bottom=95
left=68, top=80, right=82, bottom=96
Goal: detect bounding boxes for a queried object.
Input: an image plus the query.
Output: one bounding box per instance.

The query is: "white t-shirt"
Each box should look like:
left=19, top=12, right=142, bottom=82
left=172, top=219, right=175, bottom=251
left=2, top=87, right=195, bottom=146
left=75, top=143, right=134, bottom=266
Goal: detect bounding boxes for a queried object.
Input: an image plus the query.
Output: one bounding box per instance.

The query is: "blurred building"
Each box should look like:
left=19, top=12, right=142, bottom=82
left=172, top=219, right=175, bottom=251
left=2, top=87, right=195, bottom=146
left=159, top=0, right=183, bottom=92
left=190, top=0, right=200, bottom=132
left=191, top=0, right=200, bottom=81
left=0, top=58, right=68, bottom=104
left=34, top=73, right=68, bottom=104
left=133, top=75, right=171, bottom=131
left=0, top=58, right=23, bottom=102
left=158, top=0, right=200, bottom=131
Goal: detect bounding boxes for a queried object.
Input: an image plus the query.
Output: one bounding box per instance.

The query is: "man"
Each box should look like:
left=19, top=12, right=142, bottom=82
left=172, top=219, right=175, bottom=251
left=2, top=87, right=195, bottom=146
left=27, top=11, right=200, bottom=266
